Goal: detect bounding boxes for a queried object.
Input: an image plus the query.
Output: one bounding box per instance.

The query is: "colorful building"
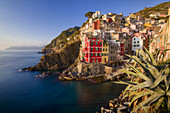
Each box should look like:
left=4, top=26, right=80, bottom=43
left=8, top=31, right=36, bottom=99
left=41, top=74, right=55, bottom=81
left=132, top=37, right=143, bottom=54
left=102, top=41, right=109, bottom=64
left=83, top=34, right=102, bottom=63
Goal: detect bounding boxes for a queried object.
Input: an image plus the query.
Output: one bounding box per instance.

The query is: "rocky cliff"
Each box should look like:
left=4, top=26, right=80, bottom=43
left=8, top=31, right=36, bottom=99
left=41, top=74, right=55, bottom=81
left=27, top=41, right=81, bottom=71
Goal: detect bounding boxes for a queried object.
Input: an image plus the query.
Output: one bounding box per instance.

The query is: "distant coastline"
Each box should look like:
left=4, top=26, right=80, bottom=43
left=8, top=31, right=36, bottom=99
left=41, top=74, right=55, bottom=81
left=5, top=45, right=45, bottom=50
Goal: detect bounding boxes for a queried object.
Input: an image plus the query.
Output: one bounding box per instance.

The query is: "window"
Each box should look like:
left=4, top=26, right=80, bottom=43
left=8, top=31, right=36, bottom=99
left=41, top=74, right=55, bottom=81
left=134, top=38, right=136, bottom=40
left=100, top=42, right=102, bottom=45
left=96, top=48, right=98, bottom=51
left=106, top=48, right=107, bottom=51
left=91, top=42, right=93, bottom=45
left=106, top=44, right=107, bottom=46
left=137, top=41, right=139, bottom=43
left=137, top=45, right=139, bottom=47
left=96, top=59, right=98, bottom=63
left=100, top=48, right=102, bottom=51
left=93, top=59, right=95, bottom=63
left=91, top=53, right=93, bottom=56
left=95, top=53, right=98, bottom=56
left=91, top=48, right=93, bottom=51
left=98, top=53, right=100, bottom=56
left=96, top=42, right=98, bottom=45
left=103, top=48, right=105, bottom=51
left=134, top=41, right=136, bottom=44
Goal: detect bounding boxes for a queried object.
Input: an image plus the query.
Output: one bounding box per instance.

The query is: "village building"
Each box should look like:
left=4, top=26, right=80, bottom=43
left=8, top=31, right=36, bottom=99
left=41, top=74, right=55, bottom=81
left=83, top=33, right=103, bottom=63
left=132, top=36, right=143, bottom=54
left=92, top=11, right=101, bottom=19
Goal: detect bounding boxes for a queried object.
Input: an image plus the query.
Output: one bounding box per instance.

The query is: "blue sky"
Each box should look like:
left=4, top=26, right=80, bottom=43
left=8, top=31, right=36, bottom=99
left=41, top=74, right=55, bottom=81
left=0, top=0, right=169, bottom=50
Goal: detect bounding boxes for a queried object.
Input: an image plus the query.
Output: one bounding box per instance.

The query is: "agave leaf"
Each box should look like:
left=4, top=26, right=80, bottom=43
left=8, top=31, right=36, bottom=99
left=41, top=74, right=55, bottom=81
left=130, top=90, right=154, bottom=106
left=142, top=106, right=149, bottom=113
left=112, top=81, right=137, bottom=86
left=127, top=64, right=150, bottom=81
left=168, top=96, right=170, bottom=111
left=147, top=64, right=161, bottom=79
left=129, top=56, right=154, bottom=80
left=147, top=94, right=164, bottom=105
left=154, top=97, right=165, bottom=110
left=131, top=93, right=162, bottom=113
left=123, top=85, right=131, bottom=95
left=129, top=81, right=152, bottom=91
left=123, top=91, right=136, bottom=99
left=123, top=85, right=132, bottom=95
left=164, top=77, right=169, bottom=91
left=150, top=74, right=168, bottom=89
left=167, top=90, right=170, bottom=96
left=144, top=47, right=157, bottom=66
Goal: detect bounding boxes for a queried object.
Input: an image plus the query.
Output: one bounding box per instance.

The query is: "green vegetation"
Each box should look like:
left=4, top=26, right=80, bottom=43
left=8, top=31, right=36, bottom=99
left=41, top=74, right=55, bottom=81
left=45, top=26, right=80, bottom=48
left=116, top=48, right=170, bottom=112
left=134, top=2, right=170, bottom=18
left=85, top=11, right=94, bottom=18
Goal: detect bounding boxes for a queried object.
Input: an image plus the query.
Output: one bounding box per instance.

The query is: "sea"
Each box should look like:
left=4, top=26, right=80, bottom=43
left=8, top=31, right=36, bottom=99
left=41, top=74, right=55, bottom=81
left=0, top=50, right=126, bottom=113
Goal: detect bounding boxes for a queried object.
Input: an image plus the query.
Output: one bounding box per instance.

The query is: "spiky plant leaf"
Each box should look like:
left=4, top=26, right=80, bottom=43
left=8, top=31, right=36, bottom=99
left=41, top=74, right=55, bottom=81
left=131, top=93, right=162, bottom=113
left=128, top=81, right=153, bottom=91
left=144, top=47, right=157, bottom=66
left=130, top=90, right=154, bottom=106
left=127, top=64, right=150, bottom=81
left=150, top=74, right=168, bottom=89
left=154, top=97, right=164, bottom=110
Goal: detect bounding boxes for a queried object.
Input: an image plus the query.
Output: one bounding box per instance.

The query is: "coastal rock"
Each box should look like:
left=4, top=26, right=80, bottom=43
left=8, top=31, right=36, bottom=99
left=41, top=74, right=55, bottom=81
left=77, top=63, right=105, bottom=76
left=27, top=41, right=81, bottom=71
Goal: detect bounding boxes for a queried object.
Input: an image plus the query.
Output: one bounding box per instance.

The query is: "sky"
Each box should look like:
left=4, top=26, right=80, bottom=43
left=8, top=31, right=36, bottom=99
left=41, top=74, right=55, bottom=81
left=0, top=0, right=169, bottom=50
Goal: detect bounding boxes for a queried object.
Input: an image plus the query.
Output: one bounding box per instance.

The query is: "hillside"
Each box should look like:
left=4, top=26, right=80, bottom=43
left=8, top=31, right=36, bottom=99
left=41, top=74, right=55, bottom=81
left=42, top=26, right=80, bottom=53
left=134, top=2, right=170, bottom=18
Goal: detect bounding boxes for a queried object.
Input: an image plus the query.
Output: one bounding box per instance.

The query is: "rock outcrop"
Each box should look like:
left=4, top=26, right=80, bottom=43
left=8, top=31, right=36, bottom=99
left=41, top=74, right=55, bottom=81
left=27, top=41, right=81, bottom=71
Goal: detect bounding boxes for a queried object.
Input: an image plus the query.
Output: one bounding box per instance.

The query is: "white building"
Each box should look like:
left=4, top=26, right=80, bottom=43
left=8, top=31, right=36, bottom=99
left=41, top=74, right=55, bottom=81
left=132, top=37, right=143, bottom=54
left=92, top=11, right=101, bottom=19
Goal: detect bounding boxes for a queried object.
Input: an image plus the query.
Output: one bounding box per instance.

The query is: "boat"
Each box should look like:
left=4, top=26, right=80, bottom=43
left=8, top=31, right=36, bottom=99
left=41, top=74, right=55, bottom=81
left=35, top=72, right=48, bottom=78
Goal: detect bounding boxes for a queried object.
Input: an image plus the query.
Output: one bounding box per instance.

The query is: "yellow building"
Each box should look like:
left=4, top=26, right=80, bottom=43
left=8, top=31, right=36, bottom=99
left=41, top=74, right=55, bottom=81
left=125, top=23, right=129, bottom=27
left=102, top=41, right=109, bottom=64
left=144, top=22, right=151, bottom=27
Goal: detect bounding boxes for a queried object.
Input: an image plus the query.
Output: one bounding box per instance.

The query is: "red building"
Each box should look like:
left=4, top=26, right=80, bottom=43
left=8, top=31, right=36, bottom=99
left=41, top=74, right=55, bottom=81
left=92, top=19, right=100, bottom=31
left=83, top=36, right=102, bottom=63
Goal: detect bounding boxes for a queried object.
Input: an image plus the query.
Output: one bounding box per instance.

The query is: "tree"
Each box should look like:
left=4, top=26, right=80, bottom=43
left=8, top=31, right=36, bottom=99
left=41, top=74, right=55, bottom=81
left=85, top=11, right=94, bottom=18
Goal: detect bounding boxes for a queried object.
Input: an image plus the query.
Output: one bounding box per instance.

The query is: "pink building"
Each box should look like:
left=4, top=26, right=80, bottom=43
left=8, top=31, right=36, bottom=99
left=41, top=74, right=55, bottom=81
left=159, top=14, right=166, bottom=18
left=130, top=24, right=136, bottom=30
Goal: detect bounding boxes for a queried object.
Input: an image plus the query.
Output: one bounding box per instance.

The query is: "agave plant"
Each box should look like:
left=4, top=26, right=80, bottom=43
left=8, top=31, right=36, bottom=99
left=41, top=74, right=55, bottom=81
left=115, top=47, right=170, bottom=112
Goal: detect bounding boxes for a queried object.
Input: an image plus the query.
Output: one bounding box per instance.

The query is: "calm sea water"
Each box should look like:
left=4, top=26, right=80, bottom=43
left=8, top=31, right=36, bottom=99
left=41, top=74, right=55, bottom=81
left=0, top=50, right=125, bottom=113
